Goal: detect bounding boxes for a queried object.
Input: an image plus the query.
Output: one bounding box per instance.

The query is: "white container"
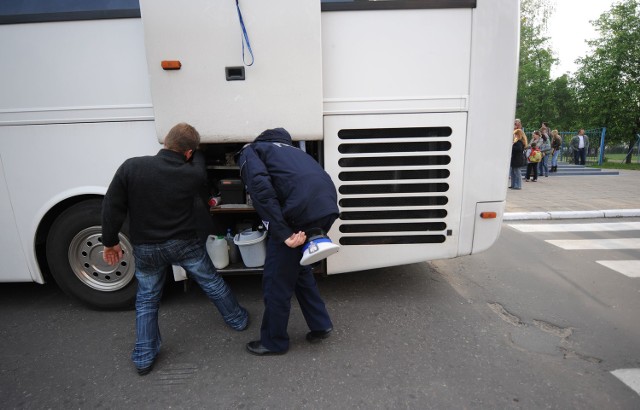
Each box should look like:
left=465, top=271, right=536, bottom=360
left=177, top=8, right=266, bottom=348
left=234, top=230, right=267, bottom=267
left=172, top=265, right=187, bottom=281
left=206, top=235, right=229, bottom=269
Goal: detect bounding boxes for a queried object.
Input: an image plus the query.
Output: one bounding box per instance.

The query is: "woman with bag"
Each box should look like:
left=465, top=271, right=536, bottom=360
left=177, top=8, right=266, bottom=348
left=537, top=132, right=552, bottom=177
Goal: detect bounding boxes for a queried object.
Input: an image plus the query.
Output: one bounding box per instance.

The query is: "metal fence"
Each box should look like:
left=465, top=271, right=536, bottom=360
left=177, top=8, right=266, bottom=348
left=524, top=128, right=640, bottom=165
left=558, top=129, right=604, bottom=165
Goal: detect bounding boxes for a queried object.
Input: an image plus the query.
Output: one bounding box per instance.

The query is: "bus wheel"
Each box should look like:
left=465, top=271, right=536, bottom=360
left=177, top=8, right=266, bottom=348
left=46, top=199, right=137, bottom=309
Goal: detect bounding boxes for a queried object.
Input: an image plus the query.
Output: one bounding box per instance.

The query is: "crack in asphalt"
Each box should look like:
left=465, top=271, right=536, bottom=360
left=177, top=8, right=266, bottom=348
left=490, top=302, right=602, bottom=364
left=487, top=302, right=525, bottom=327
left=533, top=319, right=573, bottom=339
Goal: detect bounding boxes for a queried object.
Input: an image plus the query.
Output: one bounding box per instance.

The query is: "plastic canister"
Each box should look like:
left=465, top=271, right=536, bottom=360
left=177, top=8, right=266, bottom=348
left=206, top=235, right=229, bottom=269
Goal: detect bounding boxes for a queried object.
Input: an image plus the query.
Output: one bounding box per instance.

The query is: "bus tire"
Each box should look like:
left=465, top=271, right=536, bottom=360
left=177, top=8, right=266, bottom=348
left=46, top=199, right=137, bottom=309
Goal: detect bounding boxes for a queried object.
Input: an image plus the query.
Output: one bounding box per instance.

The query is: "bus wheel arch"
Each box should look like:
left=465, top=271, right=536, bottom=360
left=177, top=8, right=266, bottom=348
left=42, top=198, right=137, bottom=309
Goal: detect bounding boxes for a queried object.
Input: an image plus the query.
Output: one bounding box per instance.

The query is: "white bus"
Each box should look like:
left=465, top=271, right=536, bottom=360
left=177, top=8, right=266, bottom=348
left=0, top=0, right=519, bottom=308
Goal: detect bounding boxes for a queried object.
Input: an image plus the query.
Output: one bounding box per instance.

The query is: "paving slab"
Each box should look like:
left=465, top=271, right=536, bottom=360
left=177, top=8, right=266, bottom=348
left=505, top=169, right=640, bottom=217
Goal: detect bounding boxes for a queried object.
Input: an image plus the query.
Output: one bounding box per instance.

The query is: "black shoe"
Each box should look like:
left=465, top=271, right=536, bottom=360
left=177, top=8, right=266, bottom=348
left=246, top=340, right=287, bottom=356
left=136, top=363, right=154, bottom=376
left=306, top=328, right=333, bottom=343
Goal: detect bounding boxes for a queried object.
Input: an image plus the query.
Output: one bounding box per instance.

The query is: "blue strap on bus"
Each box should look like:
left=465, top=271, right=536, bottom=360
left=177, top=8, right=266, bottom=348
left=235, top=0, right=254, bottom=66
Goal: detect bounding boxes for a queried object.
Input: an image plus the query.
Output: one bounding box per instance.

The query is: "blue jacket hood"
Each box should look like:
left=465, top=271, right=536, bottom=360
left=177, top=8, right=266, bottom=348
left=254, top=128, right=292, bottom=145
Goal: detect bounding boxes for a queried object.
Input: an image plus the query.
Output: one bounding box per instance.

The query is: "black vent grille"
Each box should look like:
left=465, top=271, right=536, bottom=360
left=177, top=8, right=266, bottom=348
left=336, top=126, right=451, bottom=246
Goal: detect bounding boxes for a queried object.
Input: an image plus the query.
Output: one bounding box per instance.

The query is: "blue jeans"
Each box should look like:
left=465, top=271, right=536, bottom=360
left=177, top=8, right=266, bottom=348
left=131, top=238, right=248, bottom=369
left=538, top=154, right=549, bottom=176
left=551, top=149, right=560, bottom=167
left=509, top=166, right=522, bottom=189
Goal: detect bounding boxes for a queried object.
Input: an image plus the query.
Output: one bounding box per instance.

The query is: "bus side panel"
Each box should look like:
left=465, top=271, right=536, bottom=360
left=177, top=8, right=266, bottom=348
left=322, top=8, right=472, bottom=113
left=0, top=122, right=160, bottom=283
left=458, top=0, right=520, bottom=255
left=0, top=16, right=158, bottom=283
left=0, top=19, right=152, bottom=125
left=0, top=155, right=32, bottom=282
left=324, top=113, right=467, bottom=274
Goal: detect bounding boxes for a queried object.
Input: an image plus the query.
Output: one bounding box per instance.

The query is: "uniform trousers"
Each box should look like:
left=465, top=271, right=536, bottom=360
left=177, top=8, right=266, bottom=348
left=259, top=215, right=336, bottom=352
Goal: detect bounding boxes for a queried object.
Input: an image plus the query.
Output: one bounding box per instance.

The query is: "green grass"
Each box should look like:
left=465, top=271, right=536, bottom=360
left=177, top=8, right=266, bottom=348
left=603, top=153, right=636, bottom=161
left=591, top=162, right=640, bottom=171
left=600, top=153, right=640, bottom=170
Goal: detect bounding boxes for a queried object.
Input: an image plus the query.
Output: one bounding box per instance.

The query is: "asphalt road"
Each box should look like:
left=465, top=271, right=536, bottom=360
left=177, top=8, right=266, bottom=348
left=1, top=220, right=639, bottom=409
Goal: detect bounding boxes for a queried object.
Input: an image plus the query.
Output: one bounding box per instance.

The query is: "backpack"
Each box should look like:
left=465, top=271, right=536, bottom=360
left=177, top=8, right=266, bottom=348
left=528, top=150, right=541, bottom=163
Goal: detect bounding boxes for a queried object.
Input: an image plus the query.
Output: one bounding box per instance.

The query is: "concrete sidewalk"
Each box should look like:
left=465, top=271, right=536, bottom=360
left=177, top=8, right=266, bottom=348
left=504, top=169, right=640, bottom=220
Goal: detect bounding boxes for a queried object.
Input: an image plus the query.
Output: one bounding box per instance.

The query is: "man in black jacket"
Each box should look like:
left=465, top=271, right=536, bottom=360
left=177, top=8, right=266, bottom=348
left=102, top=123, right=248, bottom=375
left=236, top=128, right=339, bottom=355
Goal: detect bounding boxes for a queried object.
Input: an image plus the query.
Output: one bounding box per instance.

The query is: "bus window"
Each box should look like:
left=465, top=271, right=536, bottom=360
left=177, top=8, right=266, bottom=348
left=321, top=0, right=477, bottom=11
left=0, top=0, right=140, bottom=25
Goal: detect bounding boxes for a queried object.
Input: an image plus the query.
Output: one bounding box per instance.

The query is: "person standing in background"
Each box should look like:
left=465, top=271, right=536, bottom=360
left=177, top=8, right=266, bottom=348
left=510, top=129, right=527, bottom=190
left=525, top=142, right=541, bottom=182
left=570, top=129, right=589, bottom=165
left=550, top=129, right=562, bottom=172
left=529, top=130, right=542, bottom=150
left=537, top=131, right=552, bottom=177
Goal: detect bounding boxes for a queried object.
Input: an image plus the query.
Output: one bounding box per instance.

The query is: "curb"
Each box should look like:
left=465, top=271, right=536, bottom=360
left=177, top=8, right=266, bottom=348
left=503, top=209, right=640, bottom=221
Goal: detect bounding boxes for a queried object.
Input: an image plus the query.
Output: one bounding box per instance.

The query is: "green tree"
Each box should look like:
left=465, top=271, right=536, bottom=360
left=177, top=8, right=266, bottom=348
left=550, top=74, right=578, bottom=130
left=516, top=0, right=580, bottom=131
left=574, top=0, right=640, bottom=162
left=516, top=0, right=557, bottom=130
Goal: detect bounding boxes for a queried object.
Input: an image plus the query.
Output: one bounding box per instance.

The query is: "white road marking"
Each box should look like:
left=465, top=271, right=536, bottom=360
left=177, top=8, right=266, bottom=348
left=545, top=238, right=640, bottom=250
left=596, top=261, right=640, bottom=278
left=514, top=222, right=640, bottom=278
left=611, top=369, right=640, bottom=396
left=509, top=222, right=640, bottom=233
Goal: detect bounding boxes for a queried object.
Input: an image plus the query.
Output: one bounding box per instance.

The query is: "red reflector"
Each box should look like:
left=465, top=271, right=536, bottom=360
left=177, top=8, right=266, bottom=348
left=161, top=60, right=182, bottom=70
left=480, top=212, right=497, bottom=219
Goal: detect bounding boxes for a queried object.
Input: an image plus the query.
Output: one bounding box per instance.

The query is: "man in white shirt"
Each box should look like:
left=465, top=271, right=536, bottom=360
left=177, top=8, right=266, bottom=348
left=570, top=129, right=589, bottom=165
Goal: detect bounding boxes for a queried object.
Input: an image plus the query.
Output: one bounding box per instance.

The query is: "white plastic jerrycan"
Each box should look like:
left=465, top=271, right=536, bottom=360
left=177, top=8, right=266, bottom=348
left=206, top=235, right=229, bottom=269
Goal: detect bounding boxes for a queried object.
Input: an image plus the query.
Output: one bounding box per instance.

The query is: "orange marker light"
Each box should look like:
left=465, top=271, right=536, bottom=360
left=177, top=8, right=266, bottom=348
left=480, top=212, right=497, bottom=219
left=161, top=60, right=182, bottom=70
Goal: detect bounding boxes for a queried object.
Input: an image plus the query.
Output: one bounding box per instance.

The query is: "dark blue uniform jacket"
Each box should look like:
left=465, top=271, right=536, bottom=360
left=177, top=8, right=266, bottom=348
left=237, top=128, right=339, bottom=243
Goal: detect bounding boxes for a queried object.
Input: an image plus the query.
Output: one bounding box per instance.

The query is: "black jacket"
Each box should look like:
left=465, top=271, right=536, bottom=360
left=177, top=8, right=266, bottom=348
left=236, top=128, right=339, bottom=243
left=102, top=149, right=207, bottom=246
left=511, top=140, right=526, bottom=167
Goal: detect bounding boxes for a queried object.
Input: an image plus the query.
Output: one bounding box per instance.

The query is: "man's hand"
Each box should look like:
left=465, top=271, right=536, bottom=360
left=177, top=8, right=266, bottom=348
left=284, top=231, right=306, bottom=248
left=103, top=244, right=123, bottom=266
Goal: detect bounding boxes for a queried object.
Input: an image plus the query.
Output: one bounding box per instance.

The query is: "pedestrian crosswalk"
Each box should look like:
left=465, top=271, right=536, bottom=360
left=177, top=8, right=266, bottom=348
left=510, top=222, right=640, bottom=233
left=508, top=221, right=640, bottom=278
left=509, top=220, right=640, bottom=399
left=546, top=238, right=640, bottom=250
left=611, top=368, right=640, bottom=397
left=596, top=261, right=640, bottom=278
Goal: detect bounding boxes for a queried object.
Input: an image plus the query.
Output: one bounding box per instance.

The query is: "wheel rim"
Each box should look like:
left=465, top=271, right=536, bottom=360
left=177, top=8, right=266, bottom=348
left=68, top=227, right=135, bottom=292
